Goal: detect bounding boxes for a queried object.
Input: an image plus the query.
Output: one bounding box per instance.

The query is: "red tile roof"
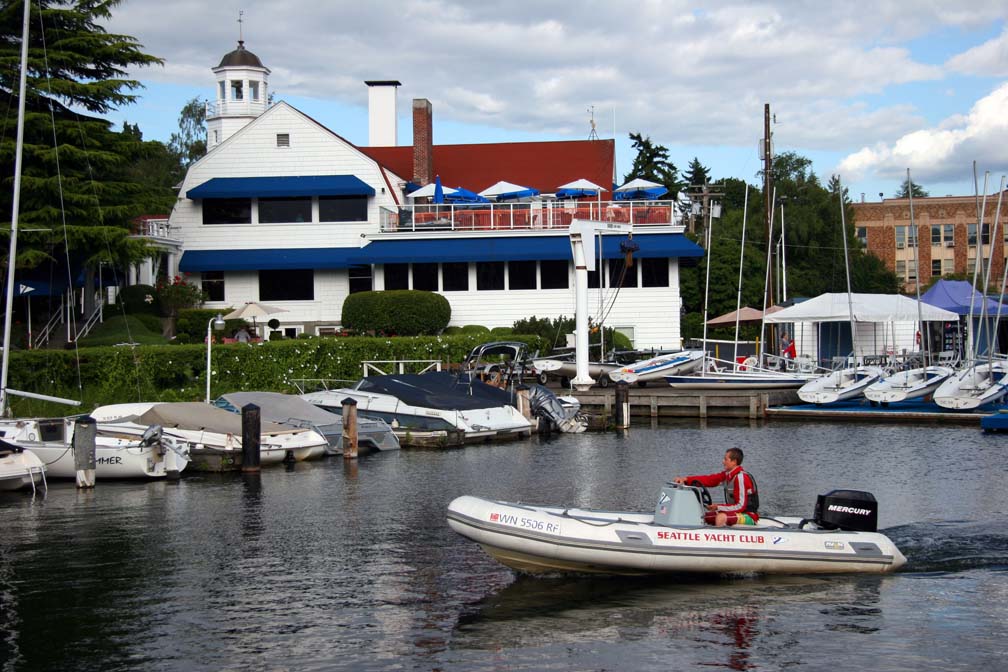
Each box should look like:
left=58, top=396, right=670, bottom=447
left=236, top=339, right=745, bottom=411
left=360, top=139, right=615, bottom=194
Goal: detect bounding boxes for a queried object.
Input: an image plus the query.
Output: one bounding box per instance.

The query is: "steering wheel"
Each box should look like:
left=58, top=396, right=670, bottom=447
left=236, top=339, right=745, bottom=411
left=689, top=479, right=713, bottom=507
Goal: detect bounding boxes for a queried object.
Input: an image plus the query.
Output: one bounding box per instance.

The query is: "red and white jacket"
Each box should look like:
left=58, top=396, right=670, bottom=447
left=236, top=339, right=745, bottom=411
left=686, top=466, right=759, bottom=519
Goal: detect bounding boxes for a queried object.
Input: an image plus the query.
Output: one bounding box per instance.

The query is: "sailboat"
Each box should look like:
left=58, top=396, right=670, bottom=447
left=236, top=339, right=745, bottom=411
left=934, top=173, right=1008, bottom=410
left=0, top=437, right=45, bottom=492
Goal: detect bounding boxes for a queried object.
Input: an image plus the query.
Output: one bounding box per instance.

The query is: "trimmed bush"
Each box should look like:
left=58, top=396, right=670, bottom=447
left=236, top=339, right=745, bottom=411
left=117, top=284, right=159, bottom=314
left=459, top=324, right=490, bottom=335
left=175, top=309, right=246, bottom=342
left=341, top=290, right=451, bottom=336
left=489, top=326, right=514, bottom=338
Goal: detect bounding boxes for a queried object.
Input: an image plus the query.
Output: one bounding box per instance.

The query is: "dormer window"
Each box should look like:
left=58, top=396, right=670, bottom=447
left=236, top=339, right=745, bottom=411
left=276, top=133, right=290, bottom=148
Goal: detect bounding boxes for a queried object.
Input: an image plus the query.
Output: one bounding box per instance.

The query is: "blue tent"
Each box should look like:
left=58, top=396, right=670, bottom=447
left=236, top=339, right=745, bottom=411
left=920, top=279, right=1002, bottom=315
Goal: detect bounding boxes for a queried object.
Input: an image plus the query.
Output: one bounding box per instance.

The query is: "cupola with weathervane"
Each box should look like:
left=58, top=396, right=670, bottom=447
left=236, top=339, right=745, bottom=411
left=206, top=38, right=270, bottom=150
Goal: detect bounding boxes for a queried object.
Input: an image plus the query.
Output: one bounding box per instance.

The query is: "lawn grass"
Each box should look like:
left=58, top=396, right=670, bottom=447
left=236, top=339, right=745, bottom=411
left=76, top=314, right=169, bottom=347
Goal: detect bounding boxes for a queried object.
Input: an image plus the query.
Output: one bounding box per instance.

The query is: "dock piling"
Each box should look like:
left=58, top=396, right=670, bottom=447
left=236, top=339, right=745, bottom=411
left=342, top=397, right=358, bottom=459
left=73, top=415, right=96, bottom=488
left=615, top=381, right=630, bottom=429
left=241, top=403, right=261, bottom=472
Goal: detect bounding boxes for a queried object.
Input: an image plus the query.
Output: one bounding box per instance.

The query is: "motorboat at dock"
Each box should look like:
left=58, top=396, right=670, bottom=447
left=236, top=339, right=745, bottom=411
left=864, top=365, right=956, bottom=404
left=797, top=365, right=886, bottom=404
left=0, top=439, right=46, bottom=492
left=447, top=484, right=905, bottom=576
left=215, top=391, right=399, bottom=454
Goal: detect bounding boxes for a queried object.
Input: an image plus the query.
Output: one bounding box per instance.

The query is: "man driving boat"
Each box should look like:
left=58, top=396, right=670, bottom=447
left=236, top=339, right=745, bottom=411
left=674, top=448, right=759, bottom=527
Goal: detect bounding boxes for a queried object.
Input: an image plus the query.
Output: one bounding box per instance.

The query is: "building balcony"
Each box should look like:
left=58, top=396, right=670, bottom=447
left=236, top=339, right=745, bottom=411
left=130, top=218, right=182, bottom=248
left=379, top=200, right=684, bottom=233
left=206, top=98, right=269, bottom=119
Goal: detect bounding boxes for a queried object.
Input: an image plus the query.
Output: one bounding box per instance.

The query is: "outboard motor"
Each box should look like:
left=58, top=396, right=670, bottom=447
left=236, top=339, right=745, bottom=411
left=653, top=482, right=704, bottom=526
left=813, top=490, right=878, bottom=532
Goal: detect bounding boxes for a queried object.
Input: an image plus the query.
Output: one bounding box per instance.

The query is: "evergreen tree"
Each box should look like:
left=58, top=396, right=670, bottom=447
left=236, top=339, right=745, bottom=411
left=895, top=178, right=928, bottom=198
left=683, top=157, right=710, bottom=191
left=624, top=132, right=683, bottom=197
left=0, top=0, right=163, bottom=311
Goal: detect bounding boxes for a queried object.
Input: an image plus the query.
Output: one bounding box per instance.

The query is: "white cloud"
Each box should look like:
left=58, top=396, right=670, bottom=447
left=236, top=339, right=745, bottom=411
left=837, top=82, right=1008, bottom=182
left=947, top=27, right=1008, bottom=76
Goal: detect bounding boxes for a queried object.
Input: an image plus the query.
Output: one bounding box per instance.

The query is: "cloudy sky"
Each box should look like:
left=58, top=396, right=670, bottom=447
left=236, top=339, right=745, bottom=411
left=104, top=0, right=1008, bottom=201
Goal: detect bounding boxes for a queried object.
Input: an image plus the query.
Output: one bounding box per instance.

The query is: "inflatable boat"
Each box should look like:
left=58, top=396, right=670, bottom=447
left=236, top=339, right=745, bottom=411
left=447, top=484, right=906, bottom=575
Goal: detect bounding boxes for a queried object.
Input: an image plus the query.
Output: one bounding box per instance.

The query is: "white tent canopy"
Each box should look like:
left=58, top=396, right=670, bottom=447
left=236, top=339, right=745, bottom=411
left=558, top=178, right=607, bottom=191
left=763, top=293, right=958, bottom=323
left=479, top=180, right=537, bottom=198
left=615, top=177, right=663, bottom=192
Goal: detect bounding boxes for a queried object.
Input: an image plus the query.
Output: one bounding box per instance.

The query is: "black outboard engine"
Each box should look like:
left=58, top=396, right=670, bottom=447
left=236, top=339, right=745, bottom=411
left=813, top=490, right=878, bottom=532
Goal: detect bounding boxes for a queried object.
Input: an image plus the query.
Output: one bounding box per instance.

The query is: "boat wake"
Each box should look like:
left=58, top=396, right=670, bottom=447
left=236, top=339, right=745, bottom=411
left=885, top=521, right=1008, bottom=573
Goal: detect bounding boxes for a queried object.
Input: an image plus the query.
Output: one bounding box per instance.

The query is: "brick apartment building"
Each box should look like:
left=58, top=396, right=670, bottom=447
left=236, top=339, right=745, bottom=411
left=851, top=192, right=1007, bottom=294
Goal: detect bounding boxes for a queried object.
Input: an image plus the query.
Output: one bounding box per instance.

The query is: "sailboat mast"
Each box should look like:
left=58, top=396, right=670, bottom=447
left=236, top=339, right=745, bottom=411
left=0, top=0, right=32, bottom=416
left=732, top=185, right=750, bottom=366
left=908, top=169, right=925, bottom=363
left=839, top=182, right=856, bottom=360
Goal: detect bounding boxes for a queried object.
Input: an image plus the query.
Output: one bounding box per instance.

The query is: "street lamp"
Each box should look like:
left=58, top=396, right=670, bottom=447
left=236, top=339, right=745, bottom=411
left=205, top=313, right=225, bottom=403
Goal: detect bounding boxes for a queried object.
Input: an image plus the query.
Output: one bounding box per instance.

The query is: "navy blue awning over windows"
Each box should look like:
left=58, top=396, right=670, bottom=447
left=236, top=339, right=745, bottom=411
left=186, top=175, right=375, bottom=200
left=179, top=248, right=360, bottom=272
left=355, top=233, right=703, bottom=264
left=178, top=233, right=703, bottom=272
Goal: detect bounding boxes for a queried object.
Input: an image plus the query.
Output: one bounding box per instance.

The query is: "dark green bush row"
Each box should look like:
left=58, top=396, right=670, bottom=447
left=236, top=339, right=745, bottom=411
left=116, top=284, right=159, bottom=314
left=3, top=333, right=544, bottom=417
left=341, top=290, right=451, bottom=336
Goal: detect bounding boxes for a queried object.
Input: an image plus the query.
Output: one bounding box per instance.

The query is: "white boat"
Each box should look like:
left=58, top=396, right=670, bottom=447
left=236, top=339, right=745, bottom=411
left=0, top=417, right=188, bottom=479
left=796, top=365, right=886, bottom=404
left=89, top=402, right=328, bottom=467
left=303, top=372, right=533, bottom=446
left=0, top=439, right=45, bottom=492
left=863, top=365, right=956, bottom=404
left=447, top=484, right=906, bottom=576
left=665, top=357, right=816, bottom=390
left=608, top=350, right=705, bottom=386
left=215, top=391, right=399, bottom=454
left=531, top=357, right=621, bottom=387
left=932, top=360, right=1008, bottom=410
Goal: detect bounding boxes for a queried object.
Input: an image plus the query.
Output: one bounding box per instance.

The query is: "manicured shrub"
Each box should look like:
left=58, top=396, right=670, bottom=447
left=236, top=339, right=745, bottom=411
left=341, top=290, right=451, bottom=336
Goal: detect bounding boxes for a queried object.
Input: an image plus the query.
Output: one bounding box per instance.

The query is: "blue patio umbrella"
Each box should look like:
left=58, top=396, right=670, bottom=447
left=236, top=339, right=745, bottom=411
left=614, top=177, right=668, bottom=200
left=444, top=187, right=490, bottom=203
left=433, top=174, right=445, bottom=204
left=479, top=180, right=541, bottom=201
left=556, top=178, right=606, bottom=199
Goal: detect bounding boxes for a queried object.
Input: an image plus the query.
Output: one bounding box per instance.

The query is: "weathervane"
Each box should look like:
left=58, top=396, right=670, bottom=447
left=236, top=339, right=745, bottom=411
left=238, top=9, right=244, bottom=44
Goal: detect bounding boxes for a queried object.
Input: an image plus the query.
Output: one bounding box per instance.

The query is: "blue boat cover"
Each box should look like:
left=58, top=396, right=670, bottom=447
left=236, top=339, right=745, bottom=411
left=186, top=175, right=375, bottom=199
left=920, top=279, right=1002, bottom=315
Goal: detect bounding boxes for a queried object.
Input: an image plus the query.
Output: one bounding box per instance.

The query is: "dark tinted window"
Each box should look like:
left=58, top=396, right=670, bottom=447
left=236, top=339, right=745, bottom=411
left=412, top=263, right=438, bottom=291
left=259, top=269, right=313, bottom=300
left=442, top=262, right=469, bottom=291
left=348, top=265, right=372, bottom=294
left=608, top=259, right=637, bottom=288
left=319, top=196, right=368, bottom=222
left=540, top=260, right=569, bottom=289
left=202, top=198, right=251, bottom=224
left=641, top=258, right=669, bottom=287
left=258, top=197, right=311, bottom=223
left=477, top=262, right=505, bottom=290
left=508, top=261, right=537, bottom=290
left=384, top=263, right=409, bottom=290
left=202, top=271, right=225, bottom=301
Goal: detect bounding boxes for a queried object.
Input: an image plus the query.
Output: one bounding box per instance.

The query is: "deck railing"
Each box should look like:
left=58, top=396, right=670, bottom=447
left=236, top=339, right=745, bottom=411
left=379, top=200, right=684, bottom=233
left=131, top=217, right=178, bottom=240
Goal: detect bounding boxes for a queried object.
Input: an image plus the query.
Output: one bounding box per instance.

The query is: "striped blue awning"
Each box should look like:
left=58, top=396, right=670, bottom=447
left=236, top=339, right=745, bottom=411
left=186, top=175, right=375, bottom=200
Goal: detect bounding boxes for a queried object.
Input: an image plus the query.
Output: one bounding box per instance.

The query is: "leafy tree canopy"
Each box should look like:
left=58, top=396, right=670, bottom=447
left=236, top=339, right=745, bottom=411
left=895, top=178, right=928, bottom=198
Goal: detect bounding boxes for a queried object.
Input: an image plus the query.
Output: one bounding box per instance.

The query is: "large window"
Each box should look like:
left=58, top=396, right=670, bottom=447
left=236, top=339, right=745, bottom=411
left=384, top=263, right=409, bottom=290
left=540, top=260, right=569, bottom=289
left=968, top=223, right=990, bottom=246
left=944, top=224, right=954, bottom=246
left=442, top=262, right=469, bottom=291
left=259, top=269, right=313, bottom=301
left=931, top=225, right=942, bottom=245
left=258, top=197, right=311, bottom=223
left=931, top=259, right=942, bottom=277
left=508, top=261, right=537, bottom=290
left=608, top=259, right=637, bottom=288
left=476, top=262, right=505, bottom=290
left=641, top=258, right=670, bottom=287
left=348, top=265, right=372, bottom=294
left=201, top=271, right=225, bottom=301
left=203, top=198, right=251, bottom=224
left=319, top=196, right=368, bottom=222
left=412, top=263, right=438, bottom=291
left=895, top=226, right=907, bottom=249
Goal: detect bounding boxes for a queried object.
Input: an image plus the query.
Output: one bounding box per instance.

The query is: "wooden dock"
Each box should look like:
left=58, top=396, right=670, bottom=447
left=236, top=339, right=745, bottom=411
left=570, top=386, right=798, bottom=420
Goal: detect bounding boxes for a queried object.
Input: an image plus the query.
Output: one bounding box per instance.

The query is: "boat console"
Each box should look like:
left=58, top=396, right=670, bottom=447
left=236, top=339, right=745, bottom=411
left=653, top=482, right=705, bottom=526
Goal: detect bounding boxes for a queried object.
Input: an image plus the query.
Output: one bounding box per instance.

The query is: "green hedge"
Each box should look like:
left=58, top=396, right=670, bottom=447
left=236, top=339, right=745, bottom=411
left=341, top=290, right=451, bottom=336
left=116, top=284, right=159, bottom=314
left=2, top=333, right=545, bottom=417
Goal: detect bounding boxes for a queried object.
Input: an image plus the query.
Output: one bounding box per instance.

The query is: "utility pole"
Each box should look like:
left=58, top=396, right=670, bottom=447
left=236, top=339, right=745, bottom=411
left=686, top=180, right=724, bottom=235
left=763, top=103, right=774, bottom=309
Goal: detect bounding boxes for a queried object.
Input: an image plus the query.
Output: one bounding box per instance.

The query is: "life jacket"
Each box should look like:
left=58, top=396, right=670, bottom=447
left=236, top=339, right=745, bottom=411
left=723, top=469, right=759, bottom=513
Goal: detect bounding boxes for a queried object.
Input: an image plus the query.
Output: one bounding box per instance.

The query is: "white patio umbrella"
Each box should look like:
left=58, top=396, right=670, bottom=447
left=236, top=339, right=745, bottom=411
left=615, top=177, right=663, bottom=192
left=223, top=302, right=288, bottom=333
left=557, top=178, right=607, bottom=192
left=479, top=180, right=540, bottom=200
left=407, top=183, right=458, bottom=199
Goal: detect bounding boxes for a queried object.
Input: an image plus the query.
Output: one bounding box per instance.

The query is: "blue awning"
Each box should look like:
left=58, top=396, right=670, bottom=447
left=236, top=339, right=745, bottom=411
left=356, top=233, right=703, bottom=264
left=178, top=248, right=362, bottom=272
left=186, top=175, right=375, bottom=200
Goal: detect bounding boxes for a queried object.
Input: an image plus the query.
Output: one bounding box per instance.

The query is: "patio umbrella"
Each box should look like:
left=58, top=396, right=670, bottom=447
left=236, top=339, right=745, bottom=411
left=706, top=306, right=766, bottom=326
left=444, top=187, right=490, bottom=203
left=479, top=180, right=541, bottom=201
left=556, top=178, right=607, bottom=199
left=433, top=174, right=445, bottom=204
left=223, top=301, right=288, bottom=333
left=614, top=177, right=668, bottom=201
left=406, top=181, right=457, bottom=199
